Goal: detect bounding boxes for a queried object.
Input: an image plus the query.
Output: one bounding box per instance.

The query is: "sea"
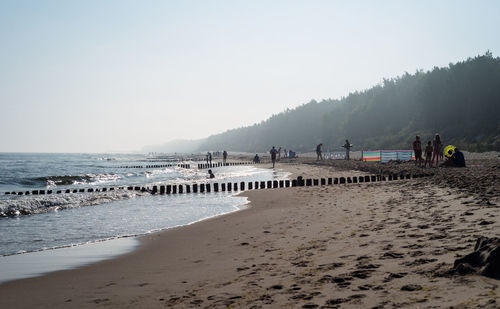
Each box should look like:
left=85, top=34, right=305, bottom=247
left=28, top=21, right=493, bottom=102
left=0, top=152, right=287, bottom=283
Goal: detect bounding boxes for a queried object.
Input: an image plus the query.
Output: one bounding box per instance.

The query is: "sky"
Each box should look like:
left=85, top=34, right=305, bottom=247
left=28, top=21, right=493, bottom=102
left=1, top=0, right=499, bottom=153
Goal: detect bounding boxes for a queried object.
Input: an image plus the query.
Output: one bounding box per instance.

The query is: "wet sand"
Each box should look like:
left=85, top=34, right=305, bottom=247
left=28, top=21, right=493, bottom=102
left=0, top=159, right=499, bottom=308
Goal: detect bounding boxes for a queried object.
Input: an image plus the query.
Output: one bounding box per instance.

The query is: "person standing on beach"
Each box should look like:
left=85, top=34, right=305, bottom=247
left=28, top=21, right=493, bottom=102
left=278, top=147, right=282, bottom=161
left=432, top=133, right=442, bottom=167
left=424, top=141, right=433, bottom=168
left=222, top=150, right=227, bottom=164
left=270, top=146, right=278, bottom=168
left=316, top=143, right=323, bottom=160
left=206, top=152, right=212, bottom=165
left=343, top=140, right=352, bottom=160
left=413, top=136, right=422, bottom=167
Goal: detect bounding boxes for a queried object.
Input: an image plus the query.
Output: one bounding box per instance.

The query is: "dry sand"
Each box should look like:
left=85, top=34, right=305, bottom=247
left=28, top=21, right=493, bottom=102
left=0, top=160, right=499, bottom=308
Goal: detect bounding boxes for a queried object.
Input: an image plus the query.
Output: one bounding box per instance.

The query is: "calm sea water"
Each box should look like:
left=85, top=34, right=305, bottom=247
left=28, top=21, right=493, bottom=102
left=0, top=153, right=286, bottom=257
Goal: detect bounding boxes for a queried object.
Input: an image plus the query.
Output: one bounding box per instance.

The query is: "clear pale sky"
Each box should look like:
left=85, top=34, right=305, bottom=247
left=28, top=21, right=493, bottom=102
left=1, top=0, right=499, bottom=153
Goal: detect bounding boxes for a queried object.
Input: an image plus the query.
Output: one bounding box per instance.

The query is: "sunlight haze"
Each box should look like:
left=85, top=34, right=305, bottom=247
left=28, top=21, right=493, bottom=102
left=1, top=0, right=499, bottom=152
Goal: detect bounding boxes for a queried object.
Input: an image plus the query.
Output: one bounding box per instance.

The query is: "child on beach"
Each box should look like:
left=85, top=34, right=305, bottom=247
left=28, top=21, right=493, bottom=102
left=432, top=133, right=443, bottom=166
left=425, top=141, right=433, bottom=168
left=412, top=135, right=422, bottom=167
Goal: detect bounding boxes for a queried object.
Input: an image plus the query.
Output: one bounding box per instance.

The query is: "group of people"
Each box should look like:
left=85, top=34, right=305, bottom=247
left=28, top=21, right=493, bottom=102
left=206, top=150, right=229, bottom=165
left=413, top=133, right=465, bottom=168
left=315, top=140, right=353, bottom=161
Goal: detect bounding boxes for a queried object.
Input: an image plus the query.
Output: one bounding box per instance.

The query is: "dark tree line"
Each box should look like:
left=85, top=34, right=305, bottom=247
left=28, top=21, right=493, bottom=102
left=198, top=52, right=500, bottom=153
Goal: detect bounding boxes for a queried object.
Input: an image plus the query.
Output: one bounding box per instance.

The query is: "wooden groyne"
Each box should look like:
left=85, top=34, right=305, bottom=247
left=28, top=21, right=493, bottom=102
left=3, top=173, right=433, bottom=196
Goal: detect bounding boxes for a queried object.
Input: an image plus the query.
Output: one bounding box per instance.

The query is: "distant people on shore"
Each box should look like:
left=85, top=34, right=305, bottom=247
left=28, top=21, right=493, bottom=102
left=283, top=148, right=287, bottom=158
left=343, top=140, right=352, bottom=160
left=222, top=150, right=227, bottom=164
left=206, top=152, right=212, bottom=165
left=253, top=153, right=260, bottom=163
left=316, top=143, right=323, bottom=160
left=270, top=146, right=278, bottom=168
left=424, top=141, right=433, bottom=167
left=413, top=136, right=422, bottom=167
left=432, top=133, right=442, bottom=166
left=208, top=169, right=215, bottom=178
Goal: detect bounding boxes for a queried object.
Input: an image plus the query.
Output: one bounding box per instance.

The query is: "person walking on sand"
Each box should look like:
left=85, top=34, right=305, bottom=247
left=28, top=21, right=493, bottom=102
left=432, top=133, right=442, bottom=167
left=270, top=146, right=278, bottom=168
left=424, top=141, right=433, bottom=168
left=222, top=150, right=227, bottom=164
left=413, top=135, right=422, bottom=167
left=342, top=140, right=352, bottom=160
left=278, top=147, right=282, bottom=161
left=316, top=143, right=323, bottom=160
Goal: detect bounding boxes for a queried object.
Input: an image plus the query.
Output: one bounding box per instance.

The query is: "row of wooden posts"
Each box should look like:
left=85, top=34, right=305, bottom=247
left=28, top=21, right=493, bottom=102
left=3, top=173, right=433, bottom=196
left=118, top=163, right=191, bottom=169
left=116, top=161, right=256, bottom=169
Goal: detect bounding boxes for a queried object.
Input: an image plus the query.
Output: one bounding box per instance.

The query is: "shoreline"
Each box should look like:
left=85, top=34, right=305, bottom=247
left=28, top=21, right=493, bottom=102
left=0, top=160, right=498, bottom=308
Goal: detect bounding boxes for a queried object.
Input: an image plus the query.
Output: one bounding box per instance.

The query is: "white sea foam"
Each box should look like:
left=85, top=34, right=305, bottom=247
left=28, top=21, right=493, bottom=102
left=0, top=190, right=139, bottom=216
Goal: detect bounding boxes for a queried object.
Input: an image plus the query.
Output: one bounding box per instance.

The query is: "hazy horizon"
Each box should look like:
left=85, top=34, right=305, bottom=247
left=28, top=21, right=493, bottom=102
left=2, top=0, right=499, bottom=153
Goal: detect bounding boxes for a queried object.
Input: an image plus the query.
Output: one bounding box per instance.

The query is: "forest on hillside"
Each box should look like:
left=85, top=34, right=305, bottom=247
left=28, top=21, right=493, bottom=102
left=195, top=52, right=500, bottom=153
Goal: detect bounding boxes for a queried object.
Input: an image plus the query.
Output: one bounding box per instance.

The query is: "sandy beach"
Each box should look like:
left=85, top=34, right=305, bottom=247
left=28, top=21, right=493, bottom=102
left=0, top=158, right=499, bottom=308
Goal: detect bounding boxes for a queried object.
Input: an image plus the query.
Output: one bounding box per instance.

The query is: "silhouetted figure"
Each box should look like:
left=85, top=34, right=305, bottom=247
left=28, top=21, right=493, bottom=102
left=278, top=147, right=282, bottom=160
left=432, top=133, right=442, bottom=167
left=206, top=152, right=212, bottom=165
left=316, top=143, right=323, bottom=160
left=342, top=140, right=352, bottom=160
left=253, top=154, right=260, bottom=163
left=270, top=146, right=278, bottom=168
left=424, top=141, right=433, bottom=168
left=222, top=150, right=227, bottom=164
left=208, top=169, right=215, bottom=178
left=413, top=135, right=422, bottom=167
